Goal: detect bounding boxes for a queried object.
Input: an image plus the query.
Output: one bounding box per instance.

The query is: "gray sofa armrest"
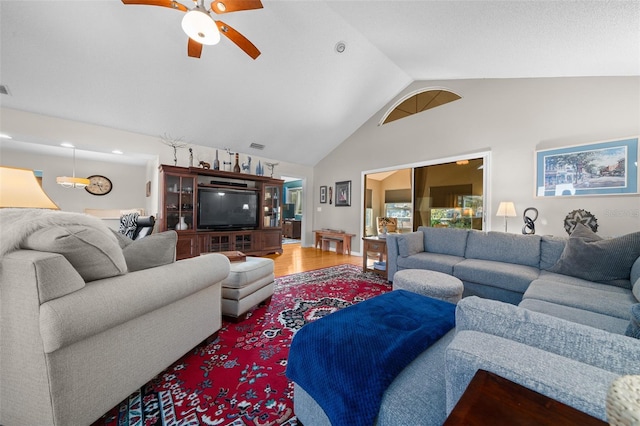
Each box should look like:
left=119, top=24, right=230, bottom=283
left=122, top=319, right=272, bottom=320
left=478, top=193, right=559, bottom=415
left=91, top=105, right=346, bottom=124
left=455, top=296, right=640, bottom=375
left=1, top=250, right=86, bottom=303
left=39, top=253, right=230, bottom=352
left=385, top=234, right=401, bottom=281
left=445, top=330, right=618, bottom=421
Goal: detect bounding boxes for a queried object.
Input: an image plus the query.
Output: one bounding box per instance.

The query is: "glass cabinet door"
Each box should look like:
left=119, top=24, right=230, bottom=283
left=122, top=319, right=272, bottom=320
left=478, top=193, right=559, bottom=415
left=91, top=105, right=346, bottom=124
left=262, top=184, right=281, bottom=228
left=164, top=174, right=195, bottom=231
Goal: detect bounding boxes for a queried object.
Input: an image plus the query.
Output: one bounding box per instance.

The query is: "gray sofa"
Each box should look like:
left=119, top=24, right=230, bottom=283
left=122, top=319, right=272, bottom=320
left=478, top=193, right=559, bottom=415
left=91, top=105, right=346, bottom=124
left=292, top=225, right=640, bottom=425
left=0, top=209, right=231, bottom=426
left=386, top=225, right=639, bottom=333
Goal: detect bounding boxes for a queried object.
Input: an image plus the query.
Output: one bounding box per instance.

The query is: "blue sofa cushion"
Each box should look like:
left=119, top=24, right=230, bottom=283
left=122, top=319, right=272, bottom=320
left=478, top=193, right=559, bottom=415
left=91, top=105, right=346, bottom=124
left=549, top=224, right=640, bottom=282
left=420, top=226, right=468, bottom=257
left=540, top=235, right=566, bottom=270
left=397, top=252, right=464, bottom=275
left=465, top=231, right=541, bottom=267
left=626, top=304, right=640, bottom=339
left=454, top=258, right=540, bottom=294
left=398, top=231, right=424, bottom=257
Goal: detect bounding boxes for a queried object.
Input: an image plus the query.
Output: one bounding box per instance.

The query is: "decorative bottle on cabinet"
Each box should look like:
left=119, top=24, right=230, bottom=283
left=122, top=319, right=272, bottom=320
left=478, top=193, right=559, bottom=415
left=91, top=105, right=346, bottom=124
left=233, top=153, right=241, bottom=173
left=213, top=149, right=220, bottom=170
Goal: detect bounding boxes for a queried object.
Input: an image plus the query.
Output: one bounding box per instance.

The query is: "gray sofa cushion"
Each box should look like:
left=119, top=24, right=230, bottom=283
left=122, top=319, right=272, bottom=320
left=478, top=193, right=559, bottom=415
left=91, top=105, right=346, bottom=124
left=538, top=270, right=631, bottom=291
left=455, top=296, right=640, bottom=375
left=540, top=235, right=566, bottom=270
left=549, top=224, right=640, bottom=282
left=626, top=304, right=640, bottom=339
left=454, top=258, right=540, bottom=294
left=397, top=252, right=464, bottom=275
left=465, top=231, right=541, bottom=267
left=23, top=225, right=127, bottom=282
left=519, top=298, right=630, bottom=335
left=523, top=280, right=636, bottom=319
left=445, top=331, right=618, bottom=421
left=398, top=231, right=424, bottom=257
left=419, top=226, right=468, bottom=257
left=113, top=230, right=177, bottom=272
left=631, top=257, right=640, bottom=301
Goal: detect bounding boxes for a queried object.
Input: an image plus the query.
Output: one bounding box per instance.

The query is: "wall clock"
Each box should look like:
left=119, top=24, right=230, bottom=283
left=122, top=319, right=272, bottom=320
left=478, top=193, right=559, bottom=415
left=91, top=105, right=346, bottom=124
left=85, top=175, right=113, bottom=196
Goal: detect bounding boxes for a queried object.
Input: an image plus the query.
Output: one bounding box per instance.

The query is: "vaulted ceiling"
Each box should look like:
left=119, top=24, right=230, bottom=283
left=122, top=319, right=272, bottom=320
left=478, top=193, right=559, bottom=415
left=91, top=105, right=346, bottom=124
left=1, top=1, right=638, bottom=166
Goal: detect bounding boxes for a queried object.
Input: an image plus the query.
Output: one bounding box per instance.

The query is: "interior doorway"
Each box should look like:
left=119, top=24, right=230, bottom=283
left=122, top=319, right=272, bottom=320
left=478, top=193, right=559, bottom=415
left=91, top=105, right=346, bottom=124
left=363, top=153, right=488, bottom=237
left=282, top=177, right=304, bottom=243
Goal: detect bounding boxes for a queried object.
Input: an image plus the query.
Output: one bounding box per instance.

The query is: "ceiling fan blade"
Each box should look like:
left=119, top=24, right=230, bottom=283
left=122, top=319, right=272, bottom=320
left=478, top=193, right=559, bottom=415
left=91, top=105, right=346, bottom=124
left=121, top=0, right=188, bottom=12
left=188, top=38, right=203, bottom=58
left=215, top=21, right=260, bottom=59
left=210, top=0, right=263, bottom=14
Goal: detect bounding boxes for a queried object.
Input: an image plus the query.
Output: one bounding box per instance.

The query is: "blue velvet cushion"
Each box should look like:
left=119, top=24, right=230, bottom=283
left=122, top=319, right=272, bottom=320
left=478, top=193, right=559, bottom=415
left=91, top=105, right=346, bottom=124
left=549, top=224, right=640, bottom=282
left=626, top=304, right=640, bottom=339
left=398, top=231, right=424, bottom=257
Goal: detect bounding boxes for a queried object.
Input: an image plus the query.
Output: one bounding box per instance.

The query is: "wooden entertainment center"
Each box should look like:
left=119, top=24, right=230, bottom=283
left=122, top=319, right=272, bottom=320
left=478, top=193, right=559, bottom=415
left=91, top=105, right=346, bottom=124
left=159, top=164, right=284, bottom=260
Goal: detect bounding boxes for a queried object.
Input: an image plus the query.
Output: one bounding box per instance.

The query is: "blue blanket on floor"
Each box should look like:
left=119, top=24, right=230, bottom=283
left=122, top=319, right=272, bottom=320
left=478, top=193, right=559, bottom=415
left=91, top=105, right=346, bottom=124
left=286, top=290, right=456, bottom=426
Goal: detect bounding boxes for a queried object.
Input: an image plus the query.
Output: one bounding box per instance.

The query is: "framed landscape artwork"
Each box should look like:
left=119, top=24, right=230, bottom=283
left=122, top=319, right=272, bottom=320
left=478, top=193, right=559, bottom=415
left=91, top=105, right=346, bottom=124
left=335, top=180, right=351, bottom=206
left=320, top=185, right=327, bottom=203
left=535, top=137, right=639, bottom=197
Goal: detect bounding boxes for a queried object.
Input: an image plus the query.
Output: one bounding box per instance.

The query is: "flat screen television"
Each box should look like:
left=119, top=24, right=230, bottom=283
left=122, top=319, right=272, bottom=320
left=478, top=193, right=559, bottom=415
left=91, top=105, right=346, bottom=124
left=197, top=187, right=259, bottom=230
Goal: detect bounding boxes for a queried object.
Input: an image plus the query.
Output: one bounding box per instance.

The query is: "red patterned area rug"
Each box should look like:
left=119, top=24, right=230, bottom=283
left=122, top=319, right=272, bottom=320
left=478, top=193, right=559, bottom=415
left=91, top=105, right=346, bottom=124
left=93, top=264, right=390, bottom=426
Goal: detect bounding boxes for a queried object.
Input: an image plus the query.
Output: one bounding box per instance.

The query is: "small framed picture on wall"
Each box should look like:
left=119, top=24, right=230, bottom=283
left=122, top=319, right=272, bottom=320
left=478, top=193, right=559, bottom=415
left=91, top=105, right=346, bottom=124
left=320, top=185, right=327, bottom=203
left=335, top=180, right=351, bottom=207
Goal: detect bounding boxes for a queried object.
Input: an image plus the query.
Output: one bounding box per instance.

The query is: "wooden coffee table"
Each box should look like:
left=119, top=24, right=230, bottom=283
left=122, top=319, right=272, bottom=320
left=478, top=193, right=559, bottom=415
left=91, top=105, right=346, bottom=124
left=444, top=369, right=606, bottom=425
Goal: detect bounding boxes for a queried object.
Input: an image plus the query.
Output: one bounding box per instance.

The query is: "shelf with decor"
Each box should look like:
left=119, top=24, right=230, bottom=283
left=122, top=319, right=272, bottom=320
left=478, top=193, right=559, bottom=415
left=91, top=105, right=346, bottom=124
left=159, top=165, right=284, bottom=259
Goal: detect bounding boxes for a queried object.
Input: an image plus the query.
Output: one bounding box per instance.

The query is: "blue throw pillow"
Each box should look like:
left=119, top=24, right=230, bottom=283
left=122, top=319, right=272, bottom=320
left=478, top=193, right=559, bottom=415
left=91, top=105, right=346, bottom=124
left=626, top=304, right=640, bottom=339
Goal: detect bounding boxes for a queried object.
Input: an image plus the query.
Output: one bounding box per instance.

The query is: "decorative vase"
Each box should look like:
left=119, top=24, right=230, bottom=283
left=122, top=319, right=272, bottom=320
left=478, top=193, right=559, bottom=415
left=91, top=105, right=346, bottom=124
left=176, top=216, right=188, bottom=231
left=233, top=153, right=241, bottom=173
left=213, top=149, right=220, bottom=170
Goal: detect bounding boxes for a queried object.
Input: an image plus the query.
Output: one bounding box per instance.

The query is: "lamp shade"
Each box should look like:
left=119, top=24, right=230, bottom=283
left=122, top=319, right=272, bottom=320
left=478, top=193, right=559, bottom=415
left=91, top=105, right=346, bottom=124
left=181, top=9, right=220, bottom=45
left=56, top=176, right=89, bottom=188
left=0, top=166, right=59, bottom=209
left=496, top=201, right=517, bottom=217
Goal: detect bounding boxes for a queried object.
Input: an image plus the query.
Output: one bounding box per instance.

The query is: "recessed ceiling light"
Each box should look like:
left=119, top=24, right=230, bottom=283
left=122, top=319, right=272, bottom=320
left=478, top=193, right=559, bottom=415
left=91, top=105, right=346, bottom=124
left=60, top=142, right=75, bottom=148
left=112, top=150, right=124, bottom=155
left=0, top=133, right=12, bottom=139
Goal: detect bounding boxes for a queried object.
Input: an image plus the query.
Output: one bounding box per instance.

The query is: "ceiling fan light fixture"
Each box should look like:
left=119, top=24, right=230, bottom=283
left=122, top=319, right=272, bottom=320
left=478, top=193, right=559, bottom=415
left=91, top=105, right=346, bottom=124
left=181, top=9, right=220, bottom=45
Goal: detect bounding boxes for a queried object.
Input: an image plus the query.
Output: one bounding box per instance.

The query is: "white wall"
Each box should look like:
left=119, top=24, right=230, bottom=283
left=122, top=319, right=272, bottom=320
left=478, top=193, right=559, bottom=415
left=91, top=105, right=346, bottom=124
left=1, top=149, right=148, bottom=227
left=313, top=77, right=640, bottom=253
left=1, top=108, right=314, bottom=240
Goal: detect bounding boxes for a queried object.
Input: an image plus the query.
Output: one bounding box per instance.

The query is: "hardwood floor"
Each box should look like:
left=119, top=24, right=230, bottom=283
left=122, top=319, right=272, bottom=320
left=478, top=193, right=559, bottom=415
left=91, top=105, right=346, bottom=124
left=264, top=242, right=362, bottom=277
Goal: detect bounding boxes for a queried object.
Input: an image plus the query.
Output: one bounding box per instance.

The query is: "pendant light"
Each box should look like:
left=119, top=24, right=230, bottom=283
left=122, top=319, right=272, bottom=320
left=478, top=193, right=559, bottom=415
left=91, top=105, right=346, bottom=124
left=56, top=146, right=90, bottom=189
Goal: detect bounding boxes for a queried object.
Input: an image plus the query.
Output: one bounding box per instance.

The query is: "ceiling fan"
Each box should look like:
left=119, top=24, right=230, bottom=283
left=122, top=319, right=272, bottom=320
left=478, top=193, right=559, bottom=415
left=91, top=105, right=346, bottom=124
left=122, top=0, right=263, bottom=59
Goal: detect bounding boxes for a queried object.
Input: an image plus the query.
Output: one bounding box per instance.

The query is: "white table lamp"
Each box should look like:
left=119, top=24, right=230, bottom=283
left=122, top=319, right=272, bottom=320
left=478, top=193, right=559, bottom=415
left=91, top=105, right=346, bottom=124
left=496, top=201, right=517, bottom=232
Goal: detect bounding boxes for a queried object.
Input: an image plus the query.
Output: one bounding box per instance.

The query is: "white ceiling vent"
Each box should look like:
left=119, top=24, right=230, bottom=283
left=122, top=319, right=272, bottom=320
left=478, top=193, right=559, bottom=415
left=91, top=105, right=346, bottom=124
left=250, top=142, right=265, bottom=150
left=0, top=85, right=11, bottom=96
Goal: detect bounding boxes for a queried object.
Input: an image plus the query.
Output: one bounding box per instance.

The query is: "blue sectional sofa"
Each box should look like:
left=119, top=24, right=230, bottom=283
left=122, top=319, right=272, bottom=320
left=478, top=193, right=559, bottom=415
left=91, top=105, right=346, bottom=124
left=291, top=225, right=640, bottom=425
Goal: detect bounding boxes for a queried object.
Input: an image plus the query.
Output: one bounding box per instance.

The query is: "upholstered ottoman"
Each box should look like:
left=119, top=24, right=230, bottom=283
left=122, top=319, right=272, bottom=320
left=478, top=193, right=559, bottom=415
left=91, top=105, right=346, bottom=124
left=221, top=257, right=275, bottom=320
left=393, top=269, right=463, bottom=304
